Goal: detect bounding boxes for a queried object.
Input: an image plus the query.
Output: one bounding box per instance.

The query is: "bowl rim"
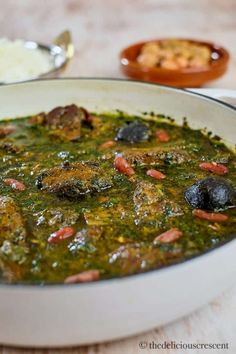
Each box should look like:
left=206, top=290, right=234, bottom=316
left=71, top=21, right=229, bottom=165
left=120, top=38, right=230, bottom=75
left=0, top=77, right=236, bottom=288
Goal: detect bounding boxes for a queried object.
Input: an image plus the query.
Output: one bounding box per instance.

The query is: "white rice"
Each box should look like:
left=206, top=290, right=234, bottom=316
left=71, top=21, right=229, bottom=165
left=0, top=38, right=53, bottom=83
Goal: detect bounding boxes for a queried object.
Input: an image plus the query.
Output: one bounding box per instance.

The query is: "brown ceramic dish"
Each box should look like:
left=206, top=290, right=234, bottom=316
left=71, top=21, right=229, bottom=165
left=120, top=39, right=230, bottom=87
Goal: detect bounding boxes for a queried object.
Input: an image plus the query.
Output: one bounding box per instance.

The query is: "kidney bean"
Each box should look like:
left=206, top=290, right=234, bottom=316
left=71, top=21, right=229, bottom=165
left=147, top=169, right=166, bottom=180
left=192, top=209, right=228, bottom=222
left=48, top=227, right=75, bottom=243
left=3, top=178, right=26, bottom=191
left=100, top=140, right=116, bottom=149
left=114, top=156, right=135, bottom=176
left=155, top=129, right=170, bottom=142
left=199, top=162, right=228, bottom=175
left=64, top=270, right=100, bottom=284
left=153, top=228, right=183, bottom=243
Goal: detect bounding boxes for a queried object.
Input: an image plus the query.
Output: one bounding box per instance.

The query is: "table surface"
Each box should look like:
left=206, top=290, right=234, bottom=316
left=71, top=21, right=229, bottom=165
left=0, top=0, right=236, bottom=353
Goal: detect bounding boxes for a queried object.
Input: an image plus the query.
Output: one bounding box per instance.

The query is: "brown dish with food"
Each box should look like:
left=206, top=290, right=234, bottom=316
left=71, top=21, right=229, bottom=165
left=0, top=103, right=236, bottom=285
left=120, top=38, right=229, bottom=87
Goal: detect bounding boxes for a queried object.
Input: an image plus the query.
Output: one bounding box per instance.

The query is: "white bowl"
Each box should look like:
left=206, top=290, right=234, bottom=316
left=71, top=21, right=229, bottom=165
left=0, top=79, right=236, bottom=347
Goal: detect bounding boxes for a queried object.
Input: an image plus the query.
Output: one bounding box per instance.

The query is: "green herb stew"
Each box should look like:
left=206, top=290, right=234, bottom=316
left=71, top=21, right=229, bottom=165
left=0, top=105, right=236, bottom=284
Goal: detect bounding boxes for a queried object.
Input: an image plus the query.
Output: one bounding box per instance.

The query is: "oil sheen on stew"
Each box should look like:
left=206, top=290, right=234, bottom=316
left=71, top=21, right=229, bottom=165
left=0, top=104, right=236, bottom=284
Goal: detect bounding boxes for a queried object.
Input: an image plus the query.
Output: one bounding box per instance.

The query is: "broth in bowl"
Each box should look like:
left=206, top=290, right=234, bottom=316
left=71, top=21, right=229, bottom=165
left=0, top=105, right=236, bottom=284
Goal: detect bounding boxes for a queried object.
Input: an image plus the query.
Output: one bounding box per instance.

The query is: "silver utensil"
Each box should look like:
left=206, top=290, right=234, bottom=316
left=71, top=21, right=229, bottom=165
left=0, top=30, right=74, bottom=84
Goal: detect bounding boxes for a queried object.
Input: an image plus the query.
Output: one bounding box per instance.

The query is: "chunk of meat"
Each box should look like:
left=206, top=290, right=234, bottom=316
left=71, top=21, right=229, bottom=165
left=199, top=162, right=228, bottom=175
left=123, top=147, right=190, bottom=166
left=109, top=244, right=156, bottom=274
left=36, top=162, right=113, bottom=200
left=31, top=105, right=90, bottom=141
left=116, top=121, right=150, bottom=143
left=33, top=208, right=80, bottom=228
left=46, top=105, right=86, bottom=141
left=64, top=270, right=100, bottom=284
left=109, top=243, right=181, bottom=275
left=0, top=197, right=28, bottom=279
left=114, top=156, right=135, bottom=176
left=185, top=177, right=236, bottom=211
left=134, top=181, right=163, bottom=207
left=68, top=227, right=102, bottom=254
left=0, top=196, right=26, bottom=241
left=153, top=228, right=183, bottom=244
left=192, top=209, right=228, bottom=222
left=133, top=181, right=164, bottom=221
left=133, top=181, right=182, bottom=224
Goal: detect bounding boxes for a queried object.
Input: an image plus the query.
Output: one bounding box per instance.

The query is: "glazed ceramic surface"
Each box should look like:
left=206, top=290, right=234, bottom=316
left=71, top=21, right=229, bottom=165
left=0, top=79, right=236, bottom=347
left=120, top=39, right=229, bottom=87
